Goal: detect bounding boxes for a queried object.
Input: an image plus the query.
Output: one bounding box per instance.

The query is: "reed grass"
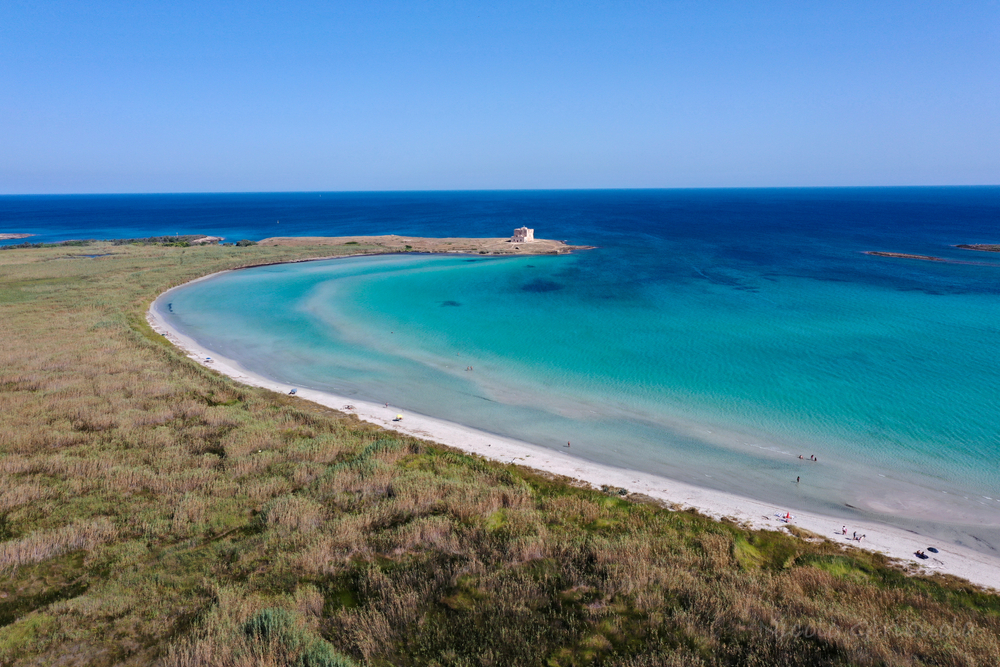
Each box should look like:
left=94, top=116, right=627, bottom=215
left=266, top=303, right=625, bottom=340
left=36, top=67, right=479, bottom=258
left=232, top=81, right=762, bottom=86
left=0, top=241, right=997, bottom=666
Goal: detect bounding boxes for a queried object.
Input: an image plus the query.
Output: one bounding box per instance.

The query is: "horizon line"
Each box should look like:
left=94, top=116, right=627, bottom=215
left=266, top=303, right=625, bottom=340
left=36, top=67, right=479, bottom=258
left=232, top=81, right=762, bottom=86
left=2, top=183, right=1000, bottom=197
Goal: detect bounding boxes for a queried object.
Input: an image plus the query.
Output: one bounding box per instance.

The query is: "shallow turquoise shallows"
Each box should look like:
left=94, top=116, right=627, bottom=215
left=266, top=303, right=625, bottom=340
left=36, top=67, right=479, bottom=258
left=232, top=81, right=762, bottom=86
left=157, top=189, right=1000, bottom=554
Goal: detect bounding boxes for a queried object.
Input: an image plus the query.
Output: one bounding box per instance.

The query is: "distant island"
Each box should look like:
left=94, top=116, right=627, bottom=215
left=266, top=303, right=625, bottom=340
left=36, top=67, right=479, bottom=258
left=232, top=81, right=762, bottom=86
left=864, top=251, right=944, bottom=261
left=956, top=244, right=1000, bottom=252
left=0, top=233, right=34, bottom=240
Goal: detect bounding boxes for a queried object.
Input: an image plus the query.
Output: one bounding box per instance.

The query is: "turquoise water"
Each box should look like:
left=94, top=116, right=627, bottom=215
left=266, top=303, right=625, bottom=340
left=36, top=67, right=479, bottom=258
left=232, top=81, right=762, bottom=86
left=154, top=189, right=1000, bottom=553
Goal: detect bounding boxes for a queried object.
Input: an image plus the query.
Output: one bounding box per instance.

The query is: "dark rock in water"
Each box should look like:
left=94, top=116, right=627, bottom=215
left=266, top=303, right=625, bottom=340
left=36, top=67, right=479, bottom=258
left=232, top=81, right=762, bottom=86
left=956, top=244, right=1000, bottom=253
left=521, top=279, right=562, bottom=293
left=865, top=251, right=944, bottom=261
left=440, top=300, right=461, bottom=307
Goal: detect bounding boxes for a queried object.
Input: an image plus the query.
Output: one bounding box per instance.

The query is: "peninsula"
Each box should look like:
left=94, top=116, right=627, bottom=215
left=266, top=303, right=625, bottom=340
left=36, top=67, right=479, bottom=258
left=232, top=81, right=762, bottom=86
left=259, top=233, right=592, bottom=255
left=0, top=239, right=997, bottom=666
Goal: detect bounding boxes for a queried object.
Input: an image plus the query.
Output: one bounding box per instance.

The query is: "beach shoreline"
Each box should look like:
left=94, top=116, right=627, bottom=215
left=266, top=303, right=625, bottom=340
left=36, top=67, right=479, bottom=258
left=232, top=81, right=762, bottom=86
left=147, top=265, right=1000, bottom=590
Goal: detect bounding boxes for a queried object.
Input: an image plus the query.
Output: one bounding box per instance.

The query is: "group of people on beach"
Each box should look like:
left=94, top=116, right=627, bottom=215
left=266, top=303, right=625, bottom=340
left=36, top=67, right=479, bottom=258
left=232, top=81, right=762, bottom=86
left=841, top=526, right=866, bottom=542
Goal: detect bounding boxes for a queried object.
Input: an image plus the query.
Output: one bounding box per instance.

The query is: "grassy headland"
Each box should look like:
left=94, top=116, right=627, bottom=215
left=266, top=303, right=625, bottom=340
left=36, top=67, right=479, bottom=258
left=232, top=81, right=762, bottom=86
left=258, top=234, right=591, bottom=255
left=0, top=240, right=997, bottom=666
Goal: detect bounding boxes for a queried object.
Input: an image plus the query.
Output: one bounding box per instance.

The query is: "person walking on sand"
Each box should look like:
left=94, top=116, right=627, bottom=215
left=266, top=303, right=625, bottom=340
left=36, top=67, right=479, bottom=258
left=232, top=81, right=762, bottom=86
left=853, top=531, right=857, bottom=540
left=842, top=526, right=847, bottom=535
left=796, top=476, right=800, bottom=483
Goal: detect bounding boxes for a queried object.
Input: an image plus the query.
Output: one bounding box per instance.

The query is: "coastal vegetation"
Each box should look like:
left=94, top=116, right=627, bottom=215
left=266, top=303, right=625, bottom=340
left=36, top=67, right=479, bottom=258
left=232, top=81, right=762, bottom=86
left=0, top=241, right=998, bottom=666
left=0, top=235, right=217, bottom=250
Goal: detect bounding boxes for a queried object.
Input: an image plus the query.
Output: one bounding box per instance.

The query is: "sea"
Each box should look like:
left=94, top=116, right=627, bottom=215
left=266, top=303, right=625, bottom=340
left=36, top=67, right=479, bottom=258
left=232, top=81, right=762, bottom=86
left=4, top=189, right=999, bottom=552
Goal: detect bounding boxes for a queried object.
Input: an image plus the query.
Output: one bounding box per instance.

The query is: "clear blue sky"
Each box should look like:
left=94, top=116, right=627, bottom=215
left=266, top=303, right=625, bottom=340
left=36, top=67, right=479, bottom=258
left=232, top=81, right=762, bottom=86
left=2, top=1, right=998, bottom=193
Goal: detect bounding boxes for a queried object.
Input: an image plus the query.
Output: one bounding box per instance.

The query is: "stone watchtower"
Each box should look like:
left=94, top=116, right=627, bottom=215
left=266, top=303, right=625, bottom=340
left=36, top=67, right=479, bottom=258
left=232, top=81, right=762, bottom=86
left=511, top=226, right=534, bottom=243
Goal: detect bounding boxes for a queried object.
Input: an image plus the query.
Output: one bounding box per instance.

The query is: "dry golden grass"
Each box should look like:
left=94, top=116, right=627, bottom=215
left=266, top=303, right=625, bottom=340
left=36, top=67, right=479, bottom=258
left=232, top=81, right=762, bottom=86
left=0, top=519, right=117, bottom=572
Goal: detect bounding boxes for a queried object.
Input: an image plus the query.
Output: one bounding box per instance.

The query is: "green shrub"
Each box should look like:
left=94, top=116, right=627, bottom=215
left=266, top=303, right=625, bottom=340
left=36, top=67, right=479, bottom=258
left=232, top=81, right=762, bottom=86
left=243, top=608, right=357, bottom=667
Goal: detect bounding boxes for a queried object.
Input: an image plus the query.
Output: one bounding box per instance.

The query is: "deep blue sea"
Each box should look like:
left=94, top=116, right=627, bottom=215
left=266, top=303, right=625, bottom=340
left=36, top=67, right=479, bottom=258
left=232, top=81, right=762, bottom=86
left=6, top=189, right=1000, bottom=551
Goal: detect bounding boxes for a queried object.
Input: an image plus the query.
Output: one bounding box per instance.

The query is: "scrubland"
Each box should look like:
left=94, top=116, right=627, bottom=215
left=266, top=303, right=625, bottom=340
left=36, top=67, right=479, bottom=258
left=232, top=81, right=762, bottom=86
left=0, top=242, right=997, bottom=666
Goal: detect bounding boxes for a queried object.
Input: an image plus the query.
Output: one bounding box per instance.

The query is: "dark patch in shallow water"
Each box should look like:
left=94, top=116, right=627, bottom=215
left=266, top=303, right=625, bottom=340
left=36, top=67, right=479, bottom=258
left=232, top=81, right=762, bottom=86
left=521, top=279, right=563, bottom=293
left=440, top=300, right=461, bottom=307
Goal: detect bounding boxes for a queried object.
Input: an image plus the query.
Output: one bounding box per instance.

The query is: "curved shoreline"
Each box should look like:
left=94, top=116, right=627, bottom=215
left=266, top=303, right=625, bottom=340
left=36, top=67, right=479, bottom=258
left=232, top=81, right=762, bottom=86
left=147, top=262, right=1000, bottom=591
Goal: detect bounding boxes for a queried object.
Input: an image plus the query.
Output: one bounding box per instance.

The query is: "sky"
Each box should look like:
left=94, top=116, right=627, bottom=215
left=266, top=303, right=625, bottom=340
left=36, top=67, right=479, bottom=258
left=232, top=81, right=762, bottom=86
left=1, top=1, right=998, bottom=193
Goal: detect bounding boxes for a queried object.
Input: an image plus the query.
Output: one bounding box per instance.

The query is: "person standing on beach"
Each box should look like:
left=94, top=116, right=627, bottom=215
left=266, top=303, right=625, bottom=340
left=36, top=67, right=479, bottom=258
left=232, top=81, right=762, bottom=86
left=796, top=476, right=800, bottom=483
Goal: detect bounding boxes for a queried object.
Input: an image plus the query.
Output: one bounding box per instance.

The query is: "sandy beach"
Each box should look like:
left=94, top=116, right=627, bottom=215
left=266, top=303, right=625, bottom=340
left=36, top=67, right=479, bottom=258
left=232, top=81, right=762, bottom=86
left=148, top=274, right=1000, bottom=591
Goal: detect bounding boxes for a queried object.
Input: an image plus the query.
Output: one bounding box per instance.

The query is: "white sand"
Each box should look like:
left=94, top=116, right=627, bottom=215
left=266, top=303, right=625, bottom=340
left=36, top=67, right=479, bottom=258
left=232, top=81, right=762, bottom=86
left=148, top=279, right=1000, bottom=591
